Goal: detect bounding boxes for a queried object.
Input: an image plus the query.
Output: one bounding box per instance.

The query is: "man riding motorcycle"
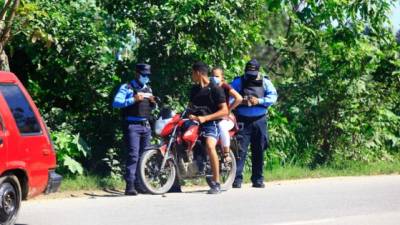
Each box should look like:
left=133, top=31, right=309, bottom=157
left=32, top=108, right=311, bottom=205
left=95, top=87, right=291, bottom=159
left=188, top=61, right=229, bottom=194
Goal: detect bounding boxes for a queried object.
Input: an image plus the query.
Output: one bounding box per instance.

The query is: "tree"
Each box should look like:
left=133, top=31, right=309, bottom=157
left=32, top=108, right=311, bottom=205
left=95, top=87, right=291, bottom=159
left=262, top=0, right=400, bottom=166
left=0, top=0, right=20, bottom=70
left=100, top=0, right=267, bottom=100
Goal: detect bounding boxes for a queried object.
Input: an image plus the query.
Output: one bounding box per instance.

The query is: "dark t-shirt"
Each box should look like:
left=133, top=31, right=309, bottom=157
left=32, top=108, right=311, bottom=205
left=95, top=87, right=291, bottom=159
left=189, top=84, right=226, bottom=116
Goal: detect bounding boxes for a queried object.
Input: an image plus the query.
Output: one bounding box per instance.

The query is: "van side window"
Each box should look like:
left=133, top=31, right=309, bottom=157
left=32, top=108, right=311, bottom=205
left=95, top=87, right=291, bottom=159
left=0, top=84, right=41, bottom=134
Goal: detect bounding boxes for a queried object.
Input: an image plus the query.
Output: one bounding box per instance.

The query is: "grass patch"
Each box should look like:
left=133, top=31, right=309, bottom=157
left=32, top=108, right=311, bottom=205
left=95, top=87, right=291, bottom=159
left=243, top=160, right=400, bottom=183
left=60, top=175, right=125, bottom=191
left=60, top=161, right=400, bottom=191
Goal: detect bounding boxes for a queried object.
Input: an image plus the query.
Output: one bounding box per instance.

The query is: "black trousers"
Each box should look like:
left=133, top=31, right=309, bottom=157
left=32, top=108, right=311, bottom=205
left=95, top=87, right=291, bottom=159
left=123, top=122, right=151, bottom=187
left=235, top=115, right=269, bottom=184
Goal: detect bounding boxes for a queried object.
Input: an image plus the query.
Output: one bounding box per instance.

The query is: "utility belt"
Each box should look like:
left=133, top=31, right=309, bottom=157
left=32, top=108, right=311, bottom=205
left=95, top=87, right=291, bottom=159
left=125, top=119, right=150, bottom=127
left=236, top=114, right=266, bottom=131
left=236, top=114, right=265, bottom=123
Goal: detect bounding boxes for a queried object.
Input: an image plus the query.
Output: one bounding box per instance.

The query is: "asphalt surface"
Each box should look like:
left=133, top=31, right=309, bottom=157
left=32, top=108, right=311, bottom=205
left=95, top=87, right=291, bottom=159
left=16, top=175, right=400, bottom=225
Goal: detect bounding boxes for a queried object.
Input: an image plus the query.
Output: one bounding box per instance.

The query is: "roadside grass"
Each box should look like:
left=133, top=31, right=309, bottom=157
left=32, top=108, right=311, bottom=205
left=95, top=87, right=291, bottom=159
left=60, top=160, right=400, bottom=191
left=60, top=176, right=125, bottom=191
left=244, top=160, right=400, bottom=183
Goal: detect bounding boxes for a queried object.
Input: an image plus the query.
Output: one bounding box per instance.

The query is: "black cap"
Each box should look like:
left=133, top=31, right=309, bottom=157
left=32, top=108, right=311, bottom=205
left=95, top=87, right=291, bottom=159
left=245, top=59, right=260, bottom=76
left=136, top=63, right=151, bottom=75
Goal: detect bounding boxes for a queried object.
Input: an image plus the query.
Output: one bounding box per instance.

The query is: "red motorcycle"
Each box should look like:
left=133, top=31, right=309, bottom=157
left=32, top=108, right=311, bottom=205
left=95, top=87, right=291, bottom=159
left=138, top=108, right=238, bottom=194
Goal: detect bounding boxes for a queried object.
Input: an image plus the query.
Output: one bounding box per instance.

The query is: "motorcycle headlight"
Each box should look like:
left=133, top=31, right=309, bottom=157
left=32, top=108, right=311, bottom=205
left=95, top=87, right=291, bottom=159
left=155, top=118, right=172, bottom=135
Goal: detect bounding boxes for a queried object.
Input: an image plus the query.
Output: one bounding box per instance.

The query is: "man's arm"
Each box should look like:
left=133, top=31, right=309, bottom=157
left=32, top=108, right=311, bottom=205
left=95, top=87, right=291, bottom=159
left=200, top=102, right=229, bottom=123
left=258, top=78, right=278, bottom=107
left=191, top=103, right=229, bottom=123
left=112, top=84, right=135, bottom=108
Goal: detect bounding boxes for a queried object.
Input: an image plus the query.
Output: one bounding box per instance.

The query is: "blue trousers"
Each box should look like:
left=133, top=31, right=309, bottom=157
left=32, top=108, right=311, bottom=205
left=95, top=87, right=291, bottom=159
left=235, top=115, right=269, bottom=184
left=123, top=122, right=151, bottom=186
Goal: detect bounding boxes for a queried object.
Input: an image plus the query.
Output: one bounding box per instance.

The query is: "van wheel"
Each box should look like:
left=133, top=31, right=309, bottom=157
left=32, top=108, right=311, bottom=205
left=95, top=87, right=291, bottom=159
left=0, top=175, right=21, bottom=225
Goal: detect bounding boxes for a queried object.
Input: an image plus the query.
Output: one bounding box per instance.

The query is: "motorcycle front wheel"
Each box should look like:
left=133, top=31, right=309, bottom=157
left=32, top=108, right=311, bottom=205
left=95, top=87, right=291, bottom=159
left=139, top=149, right=176, bottom=194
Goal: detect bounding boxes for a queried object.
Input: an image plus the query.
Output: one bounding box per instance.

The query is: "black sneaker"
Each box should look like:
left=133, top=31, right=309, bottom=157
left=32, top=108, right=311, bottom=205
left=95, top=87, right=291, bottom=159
left=252, top=182, right=265, bottom=188
left=207, top=182, right=221, bottom=194
left=232, top=181, right=242, bottom=188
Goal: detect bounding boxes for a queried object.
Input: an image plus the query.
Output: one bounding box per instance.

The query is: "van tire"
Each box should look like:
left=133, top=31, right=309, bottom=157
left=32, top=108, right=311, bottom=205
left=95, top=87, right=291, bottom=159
left=0, top=175, right=21, bottom=225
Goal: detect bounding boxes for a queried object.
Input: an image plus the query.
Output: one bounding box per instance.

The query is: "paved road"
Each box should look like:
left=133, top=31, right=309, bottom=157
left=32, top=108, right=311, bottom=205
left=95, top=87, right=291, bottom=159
left=16, top=175, right=400, bottom=225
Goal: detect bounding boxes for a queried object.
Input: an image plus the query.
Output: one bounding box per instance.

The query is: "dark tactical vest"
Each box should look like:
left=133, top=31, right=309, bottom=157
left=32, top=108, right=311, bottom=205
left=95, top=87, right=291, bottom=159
left=122, top=81, right=154, bottom=119
left=240, top=76, right=264, bottom=98
left=239, top=76, right=266, bottom=108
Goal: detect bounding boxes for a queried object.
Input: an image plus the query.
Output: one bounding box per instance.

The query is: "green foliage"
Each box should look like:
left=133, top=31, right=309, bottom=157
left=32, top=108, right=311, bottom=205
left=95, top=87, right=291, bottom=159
left=5, top=0, right=400, bottom=178
left=102, top=148, right=123, bottom=180
left=101, top=0, right=267, bottom=98
left=10, top=0, right=128, bottom=174
left=42, top=108, right=90, bottom=175
left=51, top=130, right=89, bottom=175
left=258, top=0, right=400, bottom=166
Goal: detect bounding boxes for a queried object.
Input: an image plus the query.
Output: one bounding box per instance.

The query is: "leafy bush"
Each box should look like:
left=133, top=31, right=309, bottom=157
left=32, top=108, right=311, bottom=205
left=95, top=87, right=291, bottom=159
left=52, top=130, right=89, bottom=175
left=41, top=107, right=90, bottom=175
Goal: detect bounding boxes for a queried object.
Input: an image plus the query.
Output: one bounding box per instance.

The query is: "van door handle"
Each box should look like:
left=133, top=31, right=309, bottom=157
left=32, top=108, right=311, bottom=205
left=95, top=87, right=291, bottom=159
left=0, top=138, right=3, bottom=145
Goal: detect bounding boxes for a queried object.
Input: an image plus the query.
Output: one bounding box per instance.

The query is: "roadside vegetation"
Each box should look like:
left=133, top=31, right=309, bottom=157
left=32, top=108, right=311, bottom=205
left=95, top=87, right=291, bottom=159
left=60, top=158, right=400, bottom=191
left=0, top=0, right=399, bottom=186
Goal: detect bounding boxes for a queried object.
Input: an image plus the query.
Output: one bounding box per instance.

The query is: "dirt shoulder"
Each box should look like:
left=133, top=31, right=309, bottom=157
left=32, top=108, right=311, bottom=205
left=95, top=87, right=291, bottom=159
left=30, top=174, right=400, bottom=201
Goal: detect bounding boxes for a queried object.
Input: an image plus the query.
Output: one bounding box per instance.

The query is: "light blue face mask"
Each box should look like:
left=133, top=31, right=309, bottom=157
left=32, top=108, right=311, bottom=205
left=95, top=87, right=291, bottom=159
left=210, top=76, right=221, bottom=85
left=139, top=74, right=150, bottom=85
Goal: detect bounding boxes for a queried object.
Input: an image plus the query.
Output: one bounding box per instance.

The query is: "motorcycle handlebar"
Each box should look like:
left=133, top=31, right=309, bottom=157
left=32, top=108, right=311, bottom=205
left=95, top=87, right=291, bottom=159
left=181, top=118, right=200, bottom=125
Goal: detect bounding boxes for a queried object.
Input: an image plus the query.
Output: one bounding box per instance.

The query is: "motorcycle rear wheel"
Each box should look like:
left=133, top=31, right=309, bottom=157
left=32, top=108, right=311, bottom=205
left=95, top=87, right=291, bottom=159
left=139, top=149, right=176, bottom=195
left=206, top=150, right=237, bottom=190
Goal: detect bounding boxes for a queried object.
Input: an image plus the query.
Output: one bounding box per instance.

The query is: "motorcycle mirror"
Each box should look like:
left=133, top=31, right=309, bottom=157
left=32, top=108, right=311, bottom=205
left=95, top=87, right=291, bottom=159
left=159, top=107, right=174, bottom=119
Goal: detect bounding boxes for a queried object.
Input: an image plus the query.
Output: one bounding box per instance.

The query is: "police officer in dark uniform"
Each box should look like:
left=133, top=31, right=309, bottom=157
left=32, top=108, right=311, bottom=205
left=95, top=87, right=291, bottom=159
left=112, top=63, right=156, bottom=195
left=230, top=59, right=277, bottom=188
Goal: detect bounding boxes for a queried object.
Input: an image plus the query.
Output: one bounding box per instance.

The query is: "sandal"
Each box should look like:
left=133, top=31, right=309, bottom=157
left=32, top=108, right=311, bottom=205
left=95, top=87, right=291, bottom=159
left=223, top=149, right=232, bottom=163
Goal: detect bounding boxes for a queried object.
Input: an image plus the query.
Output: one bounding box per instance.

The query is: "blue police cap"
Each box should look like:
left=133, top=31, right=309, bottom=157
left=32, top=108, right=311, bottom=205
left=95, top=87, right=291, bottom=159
left=136, top=63, right=151, bottom=75
left=245, top=58, right=260, bottom=76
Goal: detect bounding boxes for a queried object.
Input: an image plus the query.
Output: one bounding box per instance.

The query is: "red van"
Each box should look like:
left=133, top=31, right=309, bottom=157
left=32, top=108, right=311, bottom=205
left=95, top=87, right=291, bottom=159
left=0, top=71, right=61, bottom=225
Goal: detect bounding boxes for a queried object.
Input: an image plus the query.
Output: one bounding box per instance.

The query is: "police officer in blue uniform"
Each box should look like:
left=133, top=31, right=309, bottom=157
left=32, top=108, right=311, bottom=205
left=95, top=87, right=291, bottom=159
left=112, top=63, right=156, bottom=195
left=230, top=59, right=277, bottom=188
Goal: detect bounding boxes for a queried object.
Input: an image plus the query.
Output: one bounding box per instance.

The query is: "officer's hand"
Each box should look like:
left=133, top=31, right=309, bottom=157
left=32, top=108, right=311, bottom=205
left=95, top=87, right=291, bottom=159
left=149, top=96, right=156, bottom=103
left=249, top=96, right=259, bottom=106
left=134, top=94, right=144, bottom=102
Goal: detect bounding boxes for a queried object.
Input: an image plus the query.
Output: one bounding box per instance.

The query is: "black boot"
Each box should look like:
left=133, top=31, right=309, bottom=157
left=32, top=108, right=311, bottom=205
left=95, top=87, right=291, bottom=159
left=232, top=180, right=242, bottom=188
left=125, top=183, right=138, bottom=196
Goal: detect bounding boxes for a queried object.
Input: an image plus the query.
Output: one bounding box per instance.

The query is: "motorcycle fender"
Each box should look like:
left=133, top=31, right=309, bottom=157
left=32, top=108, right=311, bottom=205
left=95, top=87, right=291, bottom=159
left=144, top=144, right=166, bottom=156
left=159, top=144, right=168, bottom=156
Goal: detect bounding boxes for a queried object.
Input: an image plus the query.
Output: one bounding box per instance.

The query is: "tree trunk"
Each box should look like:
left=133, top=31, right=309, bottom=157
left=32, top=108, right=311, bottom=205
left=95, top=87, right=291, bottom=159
left=0, top=48, right=10, bottom=71
left=0, top=0, right=20, bottom=71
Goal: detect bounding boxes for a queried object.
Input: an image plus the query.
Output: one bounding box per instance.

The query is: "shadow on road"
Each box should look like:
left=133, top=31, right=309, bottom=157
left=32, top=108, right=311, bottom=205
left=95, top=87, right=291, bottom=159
left=181, top=190, right=207, bottom=194
left=84, top=188, right=125, bottom=198
left=82, top=187, right=210, bottom=198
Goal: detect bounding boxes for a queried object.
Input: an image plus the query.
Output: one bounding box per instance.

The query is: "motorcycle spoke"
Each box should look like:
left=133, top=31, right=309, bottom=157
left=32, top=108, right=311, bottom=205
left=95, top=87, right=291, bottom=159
left=144, top=155, right=173, bottom=189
